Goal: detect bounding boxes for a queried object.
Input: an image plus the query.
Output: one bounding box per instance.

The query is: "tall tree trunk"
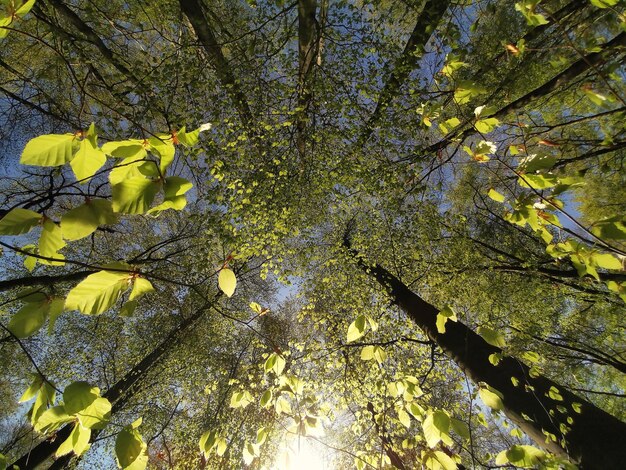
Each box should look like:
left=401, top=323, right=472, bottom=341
left=179, top=0, right=255, bottom=130
left=10, top=296, right=218, bottom=469
left=296, top=0, right=318, bottom=158
left=344, top=240, right=626, bottom=469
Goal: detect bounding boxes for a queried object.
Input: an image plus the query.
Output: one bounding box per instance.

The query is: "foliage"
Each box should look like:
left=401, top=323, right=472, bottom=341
left=0, top=0, right=625, bottom=469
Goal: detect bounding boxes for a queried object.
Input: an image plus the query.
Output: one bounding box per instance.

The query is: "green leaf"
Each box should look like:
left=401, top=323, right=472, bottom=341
left=146, top=196, right=187, bottom=215
left=70, top=138, right=106, bottom=182
left=373, top=346, right=387, bottom=364
left=496, top=445, right=546, bottom=468
left=115, top=422, right=148, bottom=470
left=474, top=117, right=499, bottom=134
left=31, top=382, right=56, bottom=426
left=199, top=430, right=218, bottom=456
left=487, top=188, right=505, bottom=202
left=39, top=219, right=66, bottom=258
left=242, top=441, right=257, bottom=465
left=451, top=418, right=470, bottom=439
left=34, top=405, right=73, bottom=433
left=20, top=134, right=76, bottom=167
left=56, top=424, right=91, bottom=457
left=77, top=397, right=111, bottom=429
left=129, top=277, right=154, bottom=301
left=20, top=374, right=44, bottom=402
left=275, top=396, right=292, bottom=415
left=61, top=200, right=117, bottom=241
left=218, top=268, right=237, bottom=297
left=591, top=217, right=626, bottom=240
left=479, top=385, right=504, bottom=411
left=109, top=154, right=147, bottom=186
left=63, top=381, right=99, bottom=415
left=436, top=306, right=457, bottom=334
left=519, top=173, right=559, bottom=189
left=477, top=326, right=506, bottom=348
left=423, top=410, right=452, bottom=448
left=148, top=136, right=175, bottom=171
left=15, top=0, right=37, bottom=17
left=515, top=1, right=549, bottom=26
left=260, top=389, right=272, bottom=407
left=65, top=265, right=132, bottom=315
left=102, top=140, right=146, bottom=159
left=0, top=208, right=42, bottom=235
left=120, top=300, right=137, bottom=317
left=8, top=300, right=49, bottom=338
left=398, top=408, right=411, bottom=428
left=454, top=80, right=485, bottom=104
left=360, top=345, right=375, bottom=360
left=589, top=0, right=618, bottom=7
left=112, top=177, right=161, bottom=214
left=591, top=252, right=622, bottom=270
left=519, top=153, right=556, bottom=172
left=347, top=315, right=366, bottom=342
left=164, top=176, right=193, bottom=198
left=47, top=297, right=65, bottom=334
left=264, top=352, right=286, bottom=375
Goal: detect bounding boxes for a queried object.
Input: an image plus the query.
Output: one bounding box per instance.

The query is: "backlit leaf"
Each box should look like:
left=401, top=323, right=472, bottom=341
left=0, top=208, right=42, bottom=235
left=65, top=265, right=132, bottom=315
left=218, top=268, right=237, bottom=297
left=20, top=134, right=75, bottom=167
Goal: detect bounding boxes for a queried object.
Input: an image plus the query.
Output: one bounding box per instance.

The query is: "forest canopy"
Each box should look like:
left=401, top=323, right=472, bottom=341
left=0, top=0, right=625, bottom=469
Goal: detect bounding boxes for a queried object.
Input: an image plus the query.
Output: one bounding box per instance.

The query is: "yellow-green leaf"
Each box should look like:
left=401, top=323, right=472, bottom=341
left=65, top=265, right=132, bottom=315
left=112, top=177, right=161, bottom=214
left=0, top=208, right=42, bottom=235
left=20, top=134, right=75, bottom=167
left=218, top=268, right=237, bottom=297
left=70, top=138, right=106, bottom=182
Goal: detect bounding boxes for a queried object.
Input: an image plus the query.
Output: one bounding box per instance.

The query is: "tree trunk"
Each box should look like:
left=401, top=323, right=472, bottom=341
left=345, top=242, right=626, bottom=469
left=10, top=297, right=218, bottom=469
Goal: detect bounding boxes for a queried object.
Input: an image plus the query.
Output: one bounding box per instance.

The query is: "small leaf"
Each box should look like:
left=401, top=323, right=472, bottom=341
left=0, top=208, right=42, bottom=235
left=479, top=385, right=504, bottom=411
left=19, top=375, right=44, bottom=403
left=260, top=389, right=272, bottom=407
left=487, top=188, right=505, bottom=202
left=423, top=410, right=451, bottom=448
left=34, top=405, right=73, bottom=433
left=398, top=409, right=411, bottom=429
left=360, top=345, right=375, bottom=361
left=129, top=277, right=154, bottom=301
left=20, top=134, right=75, bottom=167
left=39, top=219, right=66, bottom=258
left=115, top=421, right=148, bottom=470
left=218, top=268, right=237, bottom=297
left=63, top=381, right=99, bottom=415
left=478, top=326, right=506, bottom=348
left=346, top=315, right=366, bottom=342
left=451, top=418, right=470, bottom=439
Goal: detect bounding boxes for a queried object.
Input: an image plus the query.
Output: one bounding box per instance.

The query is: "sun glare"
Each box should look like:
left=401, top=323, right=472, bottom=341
left=271, top=438, right=330, bottom=470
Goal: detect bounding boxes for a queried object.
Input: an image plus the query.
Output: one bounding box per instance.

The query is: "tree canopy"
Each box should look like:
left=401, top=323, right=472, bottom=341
left=0, top=0, right=625, bottom=469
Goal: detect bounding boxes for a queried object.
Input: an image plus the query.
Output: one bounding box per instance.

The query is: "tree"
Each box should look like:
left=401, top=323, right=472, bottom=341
left=1, top=0, right=625, bottom=469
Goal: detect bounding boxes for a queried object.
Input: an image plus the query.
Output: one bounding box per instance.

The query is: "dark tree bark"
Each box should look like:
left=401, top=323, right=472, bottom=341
left=358, top=0, right=451, bottom=145
left=344, top=239, right=626, bottom=469
left=295, top=0, right=318, bottom=157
